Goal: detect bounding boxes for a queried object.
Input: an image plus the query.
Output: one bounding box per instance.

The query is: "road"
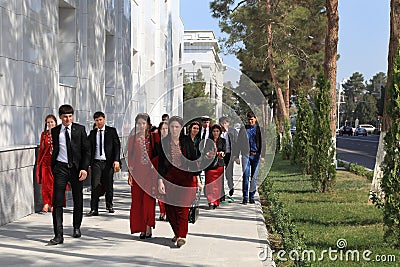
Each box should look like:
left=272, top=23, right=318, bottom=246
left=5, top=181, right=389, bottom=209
left=336, top=134, right=380, bottom=170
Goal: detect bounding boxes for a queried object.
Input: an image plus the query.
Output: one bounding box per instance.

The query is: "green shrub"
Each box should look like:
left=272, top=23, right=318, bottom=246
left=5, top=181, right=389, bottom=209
left=310, top=74, right=336, bottom=192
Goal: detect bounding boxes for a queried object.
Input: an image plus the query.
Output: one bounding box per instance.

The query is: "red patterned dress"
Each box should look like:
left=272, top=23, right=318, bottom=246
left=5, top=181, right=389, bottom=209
left=36, top=131, right=54, bottom=207
left=128, top=133, right=159, bottom=234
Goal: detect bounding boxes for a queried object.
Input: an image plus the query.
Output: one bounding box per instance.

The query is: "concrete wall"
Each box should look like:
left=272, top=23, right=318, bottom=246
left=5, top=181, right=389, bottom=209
left=0, top=146, right=36, bottom=226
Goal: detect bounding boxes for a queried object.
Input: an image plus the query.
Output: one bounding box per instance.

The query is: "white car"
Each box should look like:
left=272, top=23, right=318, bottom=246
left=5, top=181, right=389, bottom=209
left=358, top=124, right=375, bottom=134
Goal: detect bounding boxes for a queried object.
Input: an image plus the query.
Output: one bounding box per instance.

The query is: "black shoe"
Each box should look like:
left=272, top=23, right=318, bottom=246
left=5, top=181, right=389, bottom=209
left=241, top=199, right=248, bottom=205
left=249, top=199, right=255, bottom=204
left=212, top=204, right=217, bottom=209
left=145, top=233, right=152, bottom=239
left=73, top=228, right=81, bottom=238
left=139, top=232, right=146, bottom=239
left=229, top=188, right=234, bottom=196
left=159, top=215, right=165, bottom=221
left=49, top=236, right=64, bottom=245
left=107, top=207, right=115, bottom=213
left=220, top=196, right=226, bottom=202
left=86, top=210, right=99, bottom=216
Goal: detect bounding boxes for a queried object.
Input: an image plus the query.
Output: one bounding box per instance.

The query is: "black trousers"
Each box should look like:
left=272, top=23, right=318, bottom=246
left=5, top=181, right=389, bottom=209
left=90, top=160, right=114, bottom=211
left=52, top=161, right=83, bottom=237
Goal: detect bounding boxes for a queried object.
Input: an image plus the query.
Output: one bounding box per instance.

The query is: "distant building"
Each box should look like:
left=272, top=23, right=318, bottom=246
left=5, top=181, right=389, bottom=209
left=182, top=30, right=226, bottom=118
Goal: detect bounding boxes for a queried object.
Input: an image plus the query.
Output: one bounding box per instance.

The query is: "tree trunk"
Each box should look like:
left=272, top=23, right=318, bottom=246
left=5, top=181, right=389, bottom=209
left=266, top=0, right=289, bottom=121
left=324, top=0, right=339, bottom=137
left=285, top=69, right=290, bottom=117
left=370, top=0, right=400, bottom=198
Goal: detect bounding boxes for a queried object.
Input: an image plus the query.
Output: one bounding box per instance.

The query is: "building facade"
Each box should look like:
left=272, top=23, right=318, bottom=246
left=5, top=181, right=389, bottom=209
left=182, top=30, right=225, bottom=118
left=0, top=0, right=183, bottom=226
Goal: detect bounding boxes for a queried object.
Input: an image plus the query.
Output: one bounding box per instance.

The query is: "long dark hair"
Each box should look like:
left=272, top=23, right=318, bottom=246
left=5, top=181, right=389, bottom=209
left=158, top=121, right=169, bottom=139
left=43, top=114, right=57, bottom=133
left=210, top=123, right=222, bottom=141
left=128, top=113, right=152, bottom=160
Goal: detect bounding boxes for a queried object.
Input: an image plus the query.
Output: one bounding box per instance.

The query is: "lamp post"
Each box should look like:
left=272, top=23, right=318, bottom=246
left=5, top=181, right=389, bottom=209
left=337, top=78, right=348, bottom=129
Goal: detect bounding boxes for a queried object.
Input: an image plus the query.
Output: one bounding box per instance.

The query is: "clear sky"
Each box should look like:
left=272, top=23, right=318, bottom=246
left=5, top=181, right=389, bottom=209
left=180, top=0, right=390, bottom=86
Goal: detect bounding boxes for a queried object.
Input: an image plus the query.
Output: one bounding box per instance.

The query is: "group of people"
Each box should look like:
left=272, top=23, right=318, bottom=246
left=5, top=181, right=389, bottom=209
left=35, top=104, right=265, bottom=248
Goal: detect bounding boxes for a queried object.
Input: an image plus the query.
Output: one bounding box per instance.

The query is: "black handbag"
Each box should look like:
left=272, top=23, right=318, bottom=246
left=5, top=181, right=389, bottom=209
left=188, top=189, right=201, bottom=224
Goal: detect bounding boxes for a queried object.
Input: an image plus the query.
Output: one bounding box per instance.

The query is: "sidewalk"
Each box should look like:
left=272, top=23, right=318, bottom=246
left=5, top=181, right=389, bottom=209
left=0, top=165, right=275, bottom=267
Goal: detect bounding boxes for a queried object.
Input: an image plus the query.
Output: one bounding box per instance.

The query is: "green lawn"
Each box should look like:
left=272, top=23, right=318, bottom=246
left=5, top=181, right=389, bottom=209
left=261, top=154, right=399, bottom=266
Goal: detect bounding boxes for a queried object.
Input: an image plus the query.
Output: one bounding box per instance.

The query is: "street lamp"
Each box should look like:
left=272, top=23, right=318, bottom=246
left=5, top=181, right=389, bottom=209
left=191, top=60, right=196, bottom=82
left=337, top=78, right=348, bottom=129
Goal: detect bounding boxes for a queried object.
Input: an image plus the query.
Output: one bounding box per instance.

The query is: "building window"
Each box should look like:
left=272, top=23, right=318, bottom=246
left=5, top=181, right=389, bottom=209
left=58, top=2, right=76, bottom=87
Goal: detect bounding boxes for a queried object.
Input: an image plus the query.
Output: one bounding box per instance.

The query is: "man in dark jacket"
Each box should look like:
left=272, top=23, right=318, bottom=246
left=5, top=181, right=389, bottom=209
left=235, top=112, right=265, bottom=204
left=87, top=111, right=121, bottom=216
left=49, top=104, right=91, bottom=245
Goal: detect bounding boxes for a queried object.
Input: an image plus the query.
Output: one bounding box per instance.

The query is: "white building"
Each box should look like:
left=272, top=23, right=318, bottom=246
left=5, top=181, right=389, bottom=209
left=0, top=0, right=183, bottom=226
left=182, top=30, right=225, bottom=118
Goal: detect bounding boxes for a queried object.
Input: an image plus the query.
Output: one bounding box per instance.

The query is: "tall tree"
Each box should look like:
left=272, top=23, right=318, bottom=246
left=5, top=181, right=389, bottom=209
left=342, top=72, right=366, bottom=125
left=210, top=0, right=325, bottom=130
left=310, top=74, right=336, bottom=192
left=370, top=0, right=400, bottom=199
left=365, top=72, right=387, bottom=118
left=324, top=0, right=339, bottom=137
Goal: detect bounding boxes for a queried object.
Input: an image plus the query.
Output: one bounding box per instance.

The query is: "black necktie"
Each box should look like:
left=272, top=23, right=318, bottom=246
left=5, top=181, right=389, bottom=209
left=65, top=127, right=73, bottom=168
left=99, top=129, right=103, bottom=156
left=202, top=129, right=206, bottom=140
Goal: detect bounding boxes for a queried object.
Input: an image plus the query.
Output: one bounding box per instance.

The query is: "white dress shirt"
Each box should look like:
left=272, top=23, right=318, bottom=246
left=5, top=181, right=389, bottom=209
left=221, top=131, right=231, bottom=153
left=95, top=127, right=106, bottom=160
left=201, top=127, right=209, bottom=140
left=56, top=125, right=71, bottom=163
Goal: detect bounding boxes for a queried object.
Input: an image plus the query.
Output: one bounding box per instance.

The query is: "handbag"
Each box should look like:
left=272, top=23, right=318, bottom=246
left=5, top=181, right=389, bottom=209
left=188, top=188, right=201, bottom=224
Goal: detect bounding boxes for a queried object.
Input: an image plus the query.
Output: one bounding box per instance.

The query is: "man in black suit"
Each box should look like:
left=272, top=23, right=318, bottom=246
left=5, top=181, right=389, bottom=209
left=197, top=115, right=211, bottom=142
left=49, top=104, right=91, bottom=245
left=87, top=111, right=121, bottom=216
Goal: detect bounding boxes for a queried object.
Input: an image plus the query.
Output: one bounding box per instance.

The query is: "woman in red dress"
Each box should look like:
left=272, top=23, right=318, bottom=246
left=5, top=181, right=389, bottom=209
left=156, top=121, right=168, bottom=221
left=127, top=113, right=159, bottom=239
left=157, top=116, right=200, bottom=248
left=204, top=124, right=226, bottom=209
left=36, top=114, right=57, bottom=212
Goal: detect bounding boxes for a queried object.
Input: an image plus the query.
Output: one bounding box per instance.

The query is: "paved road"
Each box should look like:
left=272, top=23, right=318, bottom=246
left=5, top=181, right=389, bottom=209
left=336, top=134, right=379, bottom=170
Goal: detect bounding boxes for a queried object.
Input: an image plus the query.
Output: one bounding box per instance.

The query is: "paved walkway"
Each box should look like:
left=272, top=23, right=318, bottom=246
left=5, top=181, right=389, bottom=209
left=0, top=165, right=274, bottom=267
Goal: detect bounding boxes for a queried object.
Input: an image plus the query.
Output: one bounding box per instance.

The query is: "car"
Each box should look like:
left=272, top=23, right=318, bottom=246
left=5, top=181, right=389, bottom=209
left=354, top=127, right=367, bottom=136
left=339, top=126, right=353, bottom=136
left=358, top=124, right=375, bottom=134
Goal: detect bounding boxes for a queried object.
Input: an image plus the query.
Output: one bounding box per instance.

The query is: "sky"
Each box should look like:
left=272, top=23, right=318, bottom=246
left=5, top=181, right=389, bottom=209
left=180, top=0, right=390, bottom=86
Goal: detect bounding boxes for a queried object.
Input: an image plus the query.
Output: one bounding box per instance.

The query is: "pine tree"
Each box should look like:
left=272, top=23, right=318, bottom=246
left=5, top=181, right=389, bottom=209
left=310, top=74, right=336, bottom=192
left=381, top=45, right=400, bottom=247
left=291, top=91, right=313, bottom=174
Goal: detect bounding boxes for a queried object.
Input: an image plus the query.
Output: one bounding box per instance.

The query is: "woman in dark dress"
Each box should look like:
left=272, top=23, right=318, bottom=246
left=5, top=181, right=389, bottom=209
left=204, top=124, right=226, bottom=209
left=156, top=121, right=168, bottom=221
left=157, top=116, right=200, bottom=248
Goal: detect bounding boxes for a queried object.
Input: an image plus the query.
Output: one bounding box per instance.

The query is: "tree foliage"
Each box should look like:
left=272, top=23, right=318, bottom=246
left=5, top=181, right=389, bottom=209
left=310, top=74, right=336, bottom=192
left=183, top=70, right=215, bottom=117
left=291, top=91, right=313, bottom=174
left=381, top=46, right=400, bottom=247
left=341, top=72, right=366, bottom=125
